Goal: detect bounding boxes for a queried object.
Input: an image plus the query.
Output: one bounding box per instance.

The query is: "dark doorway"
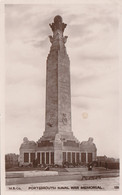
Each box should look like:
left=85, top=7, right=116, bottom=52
left=67, top=152, right=71, bottom=163
left=24, top=153, right=29, bottom=163
left=72, top=152, right=75, bottom=163
left=46, top=152, right=49, bottom=164
left=81, top=153, right=86, bottom=163
left=30, top=153, right=35, bottom=163
left=51, top=152, right=54, bottom=164
left=88, top=153, right=92, bottom=163
left=63, top=152, right=66, bottom=162
left=37, top=153, right=40, bottom=164
left=42, top=152, right=45, bottom=164
left=76, top=153, right=79, bottom=164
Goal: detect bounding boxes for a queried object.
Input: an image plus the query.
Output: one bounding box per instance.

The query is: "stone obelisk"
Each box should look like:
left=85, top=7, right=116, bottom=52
left=19, top=16, right=97, bottom=166
left=43, top=15, right=74, bottom=140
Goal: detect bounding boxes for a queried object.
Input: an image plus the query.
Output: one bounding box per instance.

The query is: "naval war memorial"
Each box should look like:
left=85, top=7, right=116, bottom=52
left=19, top=16, right=97, bottom=166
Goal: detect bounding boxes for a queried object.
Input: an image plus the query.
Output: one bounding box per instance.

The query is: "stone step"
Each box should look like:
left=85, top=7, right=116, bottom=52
left=6, top=171, right=58, bottom=178
left=59, top=171, right=80, bottom=176
left=66, top=167, right=88, bottom=172
left=6, top=172, right=24, bottom=178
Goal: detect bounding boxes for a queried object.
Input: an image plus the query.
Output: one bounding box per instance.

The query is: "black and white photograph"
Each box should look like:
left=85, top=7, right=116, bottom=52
left=0, top=0, right=121, bottom=193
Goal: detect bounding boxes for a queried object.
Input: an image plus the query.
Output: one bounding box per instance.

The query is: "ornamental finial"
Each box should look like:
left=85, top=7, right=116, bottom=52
left=49, top=15, right=67, bottom=33
left=54, top=15, right=62, bottom=23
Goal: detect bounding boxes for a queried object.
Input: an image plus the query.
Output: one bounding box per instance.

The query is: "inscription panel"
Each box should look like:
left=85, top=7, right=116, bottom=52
left=38, top=141, right=53, bottom=147
left=63, top=140, right=79, bottom=147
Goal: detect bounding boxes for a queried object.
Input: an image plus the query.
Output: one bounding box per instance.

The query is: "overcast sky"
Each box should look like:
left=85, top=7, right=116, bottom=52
left=5, top=2, right=119, bottom=158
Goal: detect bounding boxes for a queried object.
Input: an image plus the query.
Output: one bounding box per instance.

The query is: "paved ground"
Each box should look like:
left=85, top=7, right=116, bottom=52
left=6, top=169, right=119, bottom=185
left=6, top=177, right=119, bottom=191
left=6, top=167, right=120, bottom=191
left=6, top=174, right=83, bottom=185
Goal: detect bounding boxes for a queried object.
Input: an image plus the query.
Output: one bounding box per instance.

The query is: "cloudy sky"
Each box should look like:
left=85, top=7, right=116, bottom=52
left=5, top=2, right=119, bottom=158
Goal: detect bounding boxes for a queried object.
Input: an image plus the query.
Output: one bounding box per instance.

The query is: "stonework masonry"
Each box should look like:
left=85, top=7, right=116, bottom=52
left=19, top=15, right=97, bottom=166
left=44, top=15, right=72, bottom=140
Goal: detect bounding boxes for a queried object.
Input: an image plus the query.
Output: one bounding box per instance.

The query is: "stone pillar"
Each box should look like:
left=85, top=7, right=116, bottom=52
left=75, top=153, right=77, bottom=163
left=54, top=134, right=63, bottom=165
left=66, top=152, right=67, bottom=162
left=79, top=153, right=81, bottom=163
left=71, top=152, right=72, bottom=163
left=86, top=152, right=88, bottom=163
left=45, top=152, right=46, bottom=164
left=42, top=15, right=73, bottom=140
left=49, top=152, right=51, bottom=164
left=40, top=152, right=42, bottom=164
left=54, top=150, right=62, bottom=165
left=35, top=152, right=37, bottom=159
left=29, top=153, right=30, bottom=163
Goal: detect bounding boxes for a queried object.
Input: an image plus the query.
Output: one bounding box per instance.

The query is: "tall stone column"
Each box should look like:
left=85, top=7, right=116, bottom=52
left=75, top=152, right=77, bottom=163
left=71, top=152, right=72, bottom=163
left=49, top=152, right=51, bottom=164
left=43, top=15, right=73, bottom=140
left=29, top=153, right=30, bottom=163
left=40, top=152, right=42, bottom=164
left=79, top=153, right=81, bottom=163
left=45, top=152, right=46, bottom=164
left=35, top=152, right=37, bottom=159
left=86, top=152, right=88, bottom=163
